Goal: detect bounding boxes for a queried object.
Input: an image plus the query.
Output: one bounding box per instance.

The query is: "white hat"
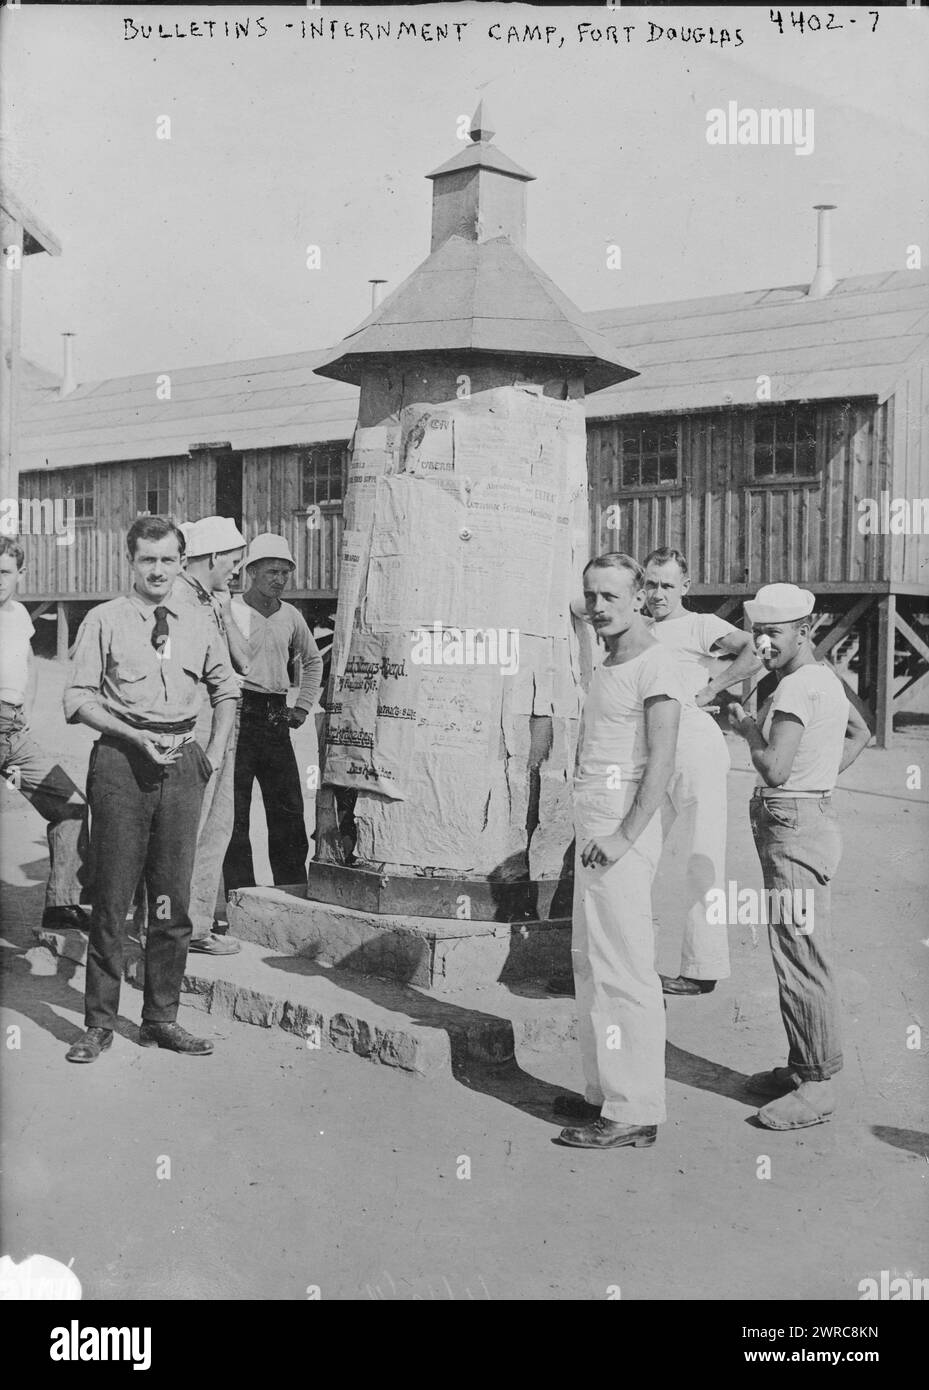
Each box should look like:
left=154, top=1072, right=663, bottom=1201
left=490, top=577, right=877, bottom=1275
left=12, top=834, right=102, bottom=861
left=182, top=516, right=246, bottom=557
left=244, top=533, right=295, bottom=568
left=744, top=583, right=815, bottom=625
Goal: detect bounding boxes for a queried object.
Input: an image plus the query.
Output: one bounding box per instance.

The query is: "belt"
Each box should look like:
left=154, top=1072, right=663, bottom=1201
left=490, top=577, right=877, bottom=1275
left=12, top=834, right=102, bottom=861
left=125, top=717, right=197, bottom=734
left=752, top=788, right=831, bottom=799
left=241, top=690, right=287, bottom=703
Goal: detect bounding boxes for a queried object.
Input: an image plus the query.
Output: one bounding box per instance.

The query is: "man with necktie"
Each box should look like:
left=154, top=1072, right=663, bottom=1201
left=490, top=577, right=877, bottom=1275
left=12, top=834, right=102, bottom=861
left=63, top=516, right=239, bottom=1063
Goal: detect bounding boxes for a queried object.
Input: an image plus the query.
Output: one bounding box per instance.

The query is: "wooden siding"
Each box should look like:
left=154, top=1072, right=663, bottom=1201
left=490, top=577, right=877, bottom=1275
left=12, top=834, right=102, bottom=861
left=587, top=398, right=920, bottom=591
left=16, top=395, right=926, bottom=603
left=889, top=363, right=929, bottom=589
left=17, top=454, right=200, bottom=599
left=18, top=445, right=346, bottom=601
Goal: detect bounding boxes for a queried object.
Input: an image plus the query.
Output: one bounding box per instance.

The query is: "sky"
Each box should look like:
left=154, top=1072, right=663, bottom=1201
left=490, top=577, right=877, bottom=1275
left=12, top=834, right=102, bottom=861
left=2, top=2, right=928, bottom=385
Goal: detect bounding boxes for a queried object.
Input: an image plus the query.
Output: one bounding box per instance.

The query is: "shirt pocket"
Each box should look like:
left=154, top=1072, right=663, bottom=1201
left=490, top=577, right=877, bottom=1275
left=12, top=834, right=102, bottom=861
left=174, top=633, right=208, bottom=684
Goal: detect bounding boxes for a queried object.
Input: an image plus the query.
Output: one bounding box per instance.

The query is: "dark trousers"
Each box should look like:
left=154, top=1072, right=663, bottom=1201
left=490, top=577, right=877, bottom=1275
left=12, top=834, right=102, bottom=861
left=84, top=736, right=210, bottom=1029
left=223, top=701, right=309, bottom=891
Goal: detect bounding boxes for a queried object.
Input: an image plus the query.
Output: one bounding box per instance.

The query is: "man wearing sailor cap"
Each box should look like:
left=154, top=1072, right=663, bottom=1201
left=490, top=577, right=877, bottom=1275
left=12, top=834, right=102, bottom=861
left=727, top=583, right=870, bottom=1130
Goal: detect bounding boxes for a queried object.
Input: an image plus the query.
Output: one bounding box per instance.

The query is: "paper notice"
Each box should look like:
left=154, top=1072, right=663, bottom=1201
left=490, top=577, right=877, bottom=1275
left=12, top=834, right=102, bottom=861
left=323, top=631, right=419, bottom=800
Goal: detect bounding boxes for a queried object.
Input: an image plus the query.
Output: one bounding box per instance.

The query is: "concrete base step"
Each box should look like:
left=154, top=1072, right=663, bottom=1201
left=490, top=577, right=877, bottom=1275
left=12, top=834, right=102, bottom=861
left=226, top=886, right=572, bottom=994
left=37, top=928, right=577, bottom=1080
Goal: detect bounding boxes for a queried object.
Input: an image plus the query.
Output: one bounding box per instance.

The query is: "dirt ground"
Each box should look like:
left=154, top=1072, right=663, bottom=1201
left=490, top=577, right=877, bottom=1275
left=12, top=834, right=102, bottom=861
left=1, top=658, right=927, bottom=1301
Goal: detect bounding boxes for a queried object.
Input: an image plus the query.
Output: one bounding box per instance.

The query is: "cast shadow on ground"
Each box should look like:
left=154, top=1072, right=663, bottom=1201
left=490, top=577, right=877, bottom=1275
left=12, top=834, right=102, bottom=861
left=870, top=1124, right=929, bottom=1158
left=0, top=867, right=138, bottom=1048
left=264, top=952, right=766, bottom=1123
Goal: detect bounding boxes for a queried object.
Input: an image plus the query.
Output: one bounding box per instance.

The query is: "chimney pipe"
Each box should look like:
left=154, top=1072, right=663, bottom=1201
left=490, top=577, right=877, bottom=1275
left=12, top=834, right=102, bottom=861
left=808, top=205, right=837, bottom=300
left=368, top=279, right=387, bottom=313
left=59, top=332, right=77, bottom=398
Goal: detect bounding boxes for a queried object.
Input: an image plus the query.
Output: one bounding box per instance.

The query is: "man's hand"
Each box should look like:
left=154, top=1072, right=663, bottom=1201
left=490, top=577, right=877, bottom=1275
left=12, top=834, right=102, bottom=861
left=203, top=746, right=222, bottom=774
left=135, top=733, right=183, bottom=767
left=580, top=831, right=630, bottom=869
left=727, top=702, right=756, bottom=737
left=287, top=708, right=308, bottom=729
left=695, top=683, right=720, bottom=711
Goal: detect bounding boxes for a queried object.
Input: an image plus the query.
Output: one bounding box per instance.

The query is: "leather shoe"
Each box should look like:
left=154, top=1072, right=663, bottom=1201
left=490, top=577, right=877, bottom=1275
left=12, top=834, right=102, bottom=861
left=553, top=1095, right=602, bottom=1121
left=66, top=1027, right=113, bottom=1063
left=558, top=1119, right=657, bottom=1149
left=188, top=932, right=241, bottom=956
left=660, top=974, right=716, bottom=996
left=138, top=1022, right=214, bottom=1055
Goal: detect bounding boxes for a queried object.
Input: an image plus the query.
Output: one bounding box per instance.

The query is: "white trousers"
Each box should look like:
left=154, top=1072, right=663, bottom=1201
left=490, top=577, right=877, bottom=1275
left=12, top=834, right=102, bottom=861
left=572, top=782, right=666, bottom=1125
left=662, top=713, right=731, bottom=981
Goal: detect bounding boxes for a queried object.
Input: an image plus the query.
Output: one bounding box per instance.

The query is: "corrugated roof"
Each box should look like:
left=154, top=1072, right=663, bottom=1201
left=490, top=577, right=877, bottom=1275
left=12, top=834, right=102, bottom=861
left=17, top=269, right=929, bottom=473
left=312, top=235, right=639, bottom=393
left=584, top=269, right=929, bottom=417
left=18, top=349, right=360, bottom=473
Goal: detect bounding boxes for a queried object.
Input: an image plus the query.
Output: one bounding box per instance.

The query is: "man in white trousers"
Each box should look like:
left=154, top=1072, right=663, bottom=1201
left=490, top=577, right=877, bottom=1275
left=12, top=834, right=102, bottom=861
left=556, top=553, right=683, bottom=1151
left=642, top=547, right=761, bottom=996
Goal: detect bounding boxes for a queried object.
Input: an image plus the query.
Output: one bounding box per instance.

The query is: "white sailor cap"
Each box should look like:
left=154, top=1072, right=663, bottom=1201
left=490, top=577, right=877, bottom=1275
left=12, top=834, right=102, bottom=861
left=744, top=583, right=815, bottom=625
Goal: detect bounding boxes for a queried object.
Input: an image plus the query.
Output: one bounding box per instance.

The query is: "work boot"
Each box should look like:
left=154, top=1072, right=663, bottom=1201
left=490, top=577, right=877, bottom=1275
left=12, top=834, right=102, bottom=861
left=557, top=1119, right=658, bottom=1150
left=188, top=932, right=241, bottom=956
left=138, top=1022, right=214, bottom=1055
left=66, top=1027, right=113, bottom=1064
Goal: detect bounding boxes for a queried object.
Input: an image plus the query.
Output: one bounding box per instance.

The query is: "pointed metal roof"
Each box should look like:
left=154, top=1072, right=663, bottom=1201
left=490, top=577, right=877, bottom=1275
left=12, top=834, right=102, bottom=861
left=313, top=234, right=639, bottom=393
left=426, top=101, right=534, bottom=183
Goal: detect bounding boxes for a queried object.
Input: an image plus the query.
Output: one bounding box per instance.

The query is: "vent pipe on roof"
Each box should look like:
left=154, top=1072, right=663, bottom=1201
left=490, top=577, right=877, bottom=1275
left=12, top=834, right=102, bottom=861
left=369, top=279, right=387, bottom=312
left=59, top=332, right=77, bottom=398
left=808, top=205, right=837, bottom=300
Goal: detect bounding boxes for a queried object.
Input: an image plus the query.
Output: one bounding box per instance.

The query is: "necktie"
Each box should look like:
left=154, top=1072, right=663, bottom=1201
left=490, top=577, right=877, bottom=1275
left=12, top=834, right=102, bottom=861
left=151, top=606, right=169, bottom=656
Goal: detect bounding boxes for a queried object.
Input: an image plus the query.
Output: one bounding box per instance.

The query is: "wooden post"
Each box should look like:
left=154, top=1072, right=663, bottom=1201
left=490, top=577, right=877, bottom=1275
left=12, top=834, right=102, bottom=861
left=56, top=602, right=69, bottom=662
left=0, top=209, right=24, bottom=507
left=874, top=594, right=896, bottom=749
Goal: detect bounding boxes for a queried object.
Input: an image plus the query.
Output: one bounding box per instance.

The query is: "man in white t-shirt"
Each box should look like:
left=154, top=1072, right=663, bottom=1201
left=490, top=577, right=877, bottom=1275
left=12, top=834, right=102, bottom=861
left=727, top=584, right=870, bottom=1130
left=0, top=537, right=89, bottom=928
left=642, top=547, right=761, bottom=995
left=556, top=553, right=683, bottom=1151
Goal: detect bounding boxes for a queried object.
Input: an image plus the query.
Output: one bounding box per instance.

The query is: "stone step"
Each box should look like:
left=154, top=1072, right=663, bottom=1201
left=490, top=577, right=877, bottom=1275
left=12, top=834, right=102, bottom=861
left=225, top=885, right=572, bottom=995
left=37, top=928, right=577, bottom=1081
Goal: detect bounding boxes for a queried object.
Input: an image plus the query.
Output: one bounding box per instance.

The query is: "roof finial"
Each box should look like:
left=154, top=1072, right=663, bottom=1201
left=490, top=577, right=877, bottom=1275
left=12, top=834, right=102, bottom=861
left=470, top=100, right=495, bottom=144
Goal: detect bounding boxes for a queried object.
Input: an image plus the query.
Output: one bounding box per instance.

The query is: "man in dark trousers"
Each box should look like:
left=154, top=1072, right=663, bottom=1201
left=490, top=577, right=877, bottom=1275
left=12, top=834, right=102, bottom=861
left=224, top=534, right=323, bottom=890
left=63, top=516, right=239, bottom=1063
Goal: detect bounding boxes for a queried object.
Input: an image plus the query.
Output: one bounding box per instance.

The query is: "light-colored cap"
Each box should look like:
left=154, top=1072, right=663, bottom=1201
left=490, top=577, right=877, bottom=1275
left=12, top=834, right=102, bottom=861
left=244, top=532, right=296, bottom=568
left=744, top=583, right=815, bottom=625
left=181, top=516, right=246, bottom=557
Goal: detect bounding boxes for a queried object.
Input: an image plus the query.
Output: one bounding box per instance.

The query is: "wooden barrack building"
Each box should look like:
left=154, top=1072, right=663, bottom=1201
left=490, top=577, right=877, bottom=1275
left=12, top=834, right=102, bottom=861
left=15, top=266, right=929, bottom=746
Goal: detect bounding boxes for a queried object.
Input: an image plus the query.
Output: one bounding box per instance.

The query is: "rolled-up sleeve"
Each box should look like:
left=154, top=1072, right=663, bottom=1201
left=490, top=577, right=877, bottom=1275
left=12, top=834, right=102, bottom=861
left=203, top=628, right=240, bottom=707
left=63, top=611, right=106, bottom=723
